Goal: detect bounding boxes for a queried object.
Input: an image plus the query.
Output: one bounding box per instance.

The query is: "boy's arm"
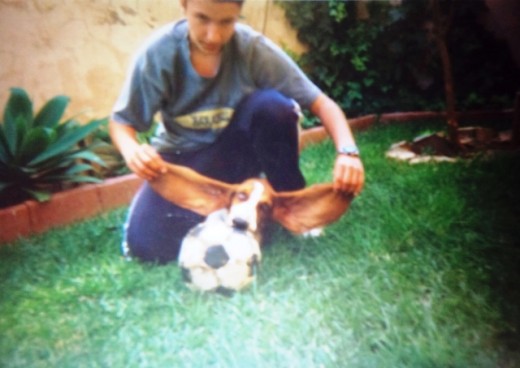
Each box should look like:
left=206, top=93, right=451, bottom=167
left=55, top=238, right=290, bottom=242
left=310, top=93, right=365, bottom=195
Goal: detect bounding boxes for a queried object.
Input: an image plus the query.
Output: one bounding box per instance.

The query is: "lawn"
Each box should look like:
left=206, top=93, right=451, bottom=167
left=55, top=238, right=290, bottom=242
left=1, top=121, right=519, bottom=368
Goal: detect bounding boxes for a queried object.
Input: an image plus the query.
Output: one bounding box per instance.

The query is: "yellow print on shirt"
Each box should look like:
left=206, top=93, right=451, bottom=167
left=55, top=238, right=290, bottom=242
left=175, top=108, right=234, bottom=130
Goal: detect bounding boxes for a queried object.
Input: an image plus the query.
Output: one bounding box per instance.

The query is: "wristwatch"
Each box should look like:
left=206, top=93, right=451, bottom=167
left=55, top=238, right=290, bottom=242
left=337, top=145, right=360, bottom=157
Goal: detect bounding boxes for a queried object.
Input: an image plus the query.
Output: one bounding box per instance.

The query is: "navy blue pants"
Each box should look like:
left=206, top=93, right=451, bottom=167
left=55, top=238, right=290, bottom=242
left=123, top=90, right=305, bottom=264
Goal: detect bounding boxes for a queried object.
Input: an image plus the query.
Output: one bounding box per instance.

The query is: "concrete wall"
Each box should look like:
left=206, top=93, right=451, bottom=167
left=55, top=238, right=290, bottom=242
left=0, top=0, right=304, bottom=122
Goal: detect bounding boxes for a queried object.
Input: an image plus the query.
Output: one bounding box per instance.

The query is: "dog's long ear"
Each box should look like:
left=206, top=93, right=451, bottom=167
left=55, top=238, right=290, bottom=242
left=148, top=163, right=236, bottom=216
left=271, top=184, right=354, bottom=234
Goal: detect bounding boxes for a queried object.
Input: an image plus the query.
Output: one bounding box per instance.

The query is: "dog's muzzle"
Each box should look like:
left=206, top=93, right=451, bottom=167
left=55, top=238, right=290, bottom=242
left=232, top=217, right=249, bottom=231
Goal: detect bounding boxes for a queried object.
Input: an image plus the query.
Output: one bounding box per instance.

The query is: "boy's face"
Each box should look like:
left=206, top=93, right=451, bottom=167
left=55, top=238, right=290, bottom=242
left=181, top=0, right=242, bottom=55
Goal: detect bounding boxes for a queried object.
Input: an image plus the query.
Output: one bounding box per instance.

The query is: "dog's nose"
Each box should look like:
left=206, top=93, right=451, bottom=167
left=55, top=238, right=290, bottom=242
left=232, top=217, right=249, bottom=231
left=204, top=245, right=229, bottom=269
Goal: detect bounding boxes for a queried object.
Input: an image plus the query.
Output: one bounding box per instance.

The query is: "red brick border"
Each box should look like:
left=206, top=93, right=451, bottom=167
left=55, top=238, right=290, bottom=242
left=299, top=114, right=378, bottom=150
left=26, top=184, right=103, bottom=234
left=0, top=174, right=143, bottom=244
left=96, top=174, right=143, bottom=211
left=299, top=110, right=513, bottom=150
left=0, top=203, right=31, bottom=243
left=378, top=110, right=513, bottom=124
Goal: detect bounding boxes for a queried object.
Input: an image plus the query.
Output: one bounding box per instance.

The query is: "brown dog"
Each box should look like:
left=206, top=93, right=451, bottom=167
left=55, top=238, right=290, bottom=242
left=149, top=162, right=354, bottom=242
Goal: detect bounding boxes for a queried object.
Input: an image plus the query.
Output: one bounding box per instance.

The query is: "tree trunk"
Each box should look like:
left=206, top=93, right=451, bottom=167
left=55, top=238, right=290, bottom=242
left=431, top=0, right=460, bottom=146
left=513, top=91, right=520, bottom=147
left=356, top=0, right=370, bottom=21
left=435, top=35, right=459, bottom=145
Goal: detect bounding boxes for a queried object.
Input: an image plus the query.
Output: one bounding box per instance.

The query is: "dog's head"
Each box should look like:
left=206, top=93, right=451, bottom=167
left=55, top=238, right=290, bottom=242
left=226, top=179, right=273, bottom=235
left=149, top=163, right=354, bottom=237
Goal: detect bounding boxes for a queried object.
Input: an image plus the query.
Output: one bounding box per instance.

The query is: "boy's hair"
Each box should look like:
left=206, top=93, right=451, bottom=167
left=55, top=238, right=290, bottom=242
left=184, top=0, right=245, bottom=8
left=218, top=0, right=245, bottom=4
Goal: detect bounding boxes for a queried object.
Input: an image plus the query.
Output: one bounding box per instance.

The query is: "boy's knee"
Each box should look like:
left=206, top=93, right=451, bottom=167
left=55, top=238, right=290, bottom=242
left=249, top=90, right=300, bottom=130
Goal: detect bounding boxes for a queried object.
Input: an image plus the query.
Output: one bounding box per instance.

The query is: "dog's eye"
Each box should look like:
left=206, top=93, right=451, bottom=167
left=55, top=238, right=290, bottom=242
left=258, top=202, right=271, bottom=213
left=235, top=192, right=249, bottom=201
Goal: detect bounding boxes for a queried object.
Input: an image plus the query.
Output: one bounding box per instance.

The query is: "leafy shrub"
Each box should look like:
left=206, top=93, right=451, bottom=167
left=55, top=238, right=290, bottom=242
left=88, top=119, right=129, bottom=179
left=279, top=0, right=519, bottom=116
left=0, top=88, right=106, bottom=208
left=88, top=119, right=158, bottom=179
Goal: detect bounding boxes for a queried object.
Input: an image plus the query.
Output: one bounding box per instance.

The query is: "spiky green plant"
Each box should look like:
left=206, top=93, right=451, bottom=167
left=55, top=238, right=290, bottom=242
left=0, top=87, right=106, bottom=207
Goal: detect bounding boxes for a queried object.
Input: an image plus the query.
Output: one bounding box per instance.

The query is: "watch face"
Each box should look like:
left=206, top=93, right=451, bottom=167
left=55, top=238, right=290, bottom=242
left=339, top=146, right=359, bottom=156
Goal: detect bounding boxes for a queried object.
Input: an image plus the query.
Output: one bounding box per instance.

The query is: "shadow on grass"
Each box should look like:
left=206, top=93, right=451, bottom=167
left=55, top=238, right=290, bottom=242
left=468, top=155, right=520, bottom=362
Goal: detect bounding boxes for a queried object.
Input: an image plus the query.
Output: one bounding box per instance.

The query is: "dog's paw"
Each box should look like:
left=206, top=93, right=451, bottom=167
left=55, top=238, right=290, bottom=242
left=301, top=227, right=323, bottom=238
left=121, top=241, right=133, bottom=261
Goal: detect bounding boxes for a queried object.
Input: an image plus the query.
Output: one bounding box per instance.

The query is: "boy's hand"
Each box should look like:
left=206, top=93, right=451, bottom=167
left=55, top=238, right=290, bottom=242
left=124, top=143, right=167, bottom=181
left=333, top=154, right=365, bottom=195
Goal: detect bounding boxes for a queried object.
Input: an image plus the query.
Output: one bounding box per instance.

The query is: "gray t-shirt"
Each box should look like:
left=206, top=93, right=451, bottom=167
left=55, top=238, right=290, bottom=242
left=112, top=20, right=321, bottom=153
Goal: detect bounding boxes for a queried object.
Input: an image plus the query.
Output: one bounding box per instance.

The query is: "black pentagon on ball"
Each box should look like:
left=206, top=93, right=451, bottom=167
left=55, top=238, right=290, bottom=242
left=204, top=244, right=230, bottom=269
left=215, top=286, right=235, bottom=297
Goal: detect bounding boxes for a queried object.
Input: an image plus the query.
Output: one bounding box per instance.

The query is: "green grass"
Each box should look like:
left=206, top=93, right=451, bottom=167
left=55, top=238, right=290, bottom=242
left=1, top=121, right=519, bottom=368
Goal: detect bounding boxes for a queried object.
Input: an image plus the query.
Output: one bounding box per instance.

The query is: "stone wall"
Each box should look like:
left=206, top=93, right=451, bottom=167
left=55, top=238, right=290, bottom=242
left=0, top=0, right=304, bottom=122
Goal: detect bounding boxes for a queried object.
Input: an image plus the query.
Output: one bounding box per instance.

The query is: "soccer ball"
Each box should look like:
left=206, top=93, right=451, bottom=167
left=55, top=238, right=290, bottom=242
left=178, top=209, right=262, bottom=294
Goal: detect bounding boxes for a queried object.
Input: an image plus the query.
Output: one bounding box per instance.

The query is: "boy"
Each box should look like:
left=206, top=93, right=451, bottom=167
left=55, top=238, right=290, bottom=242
left=110, top=0, right=364, bottom=263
